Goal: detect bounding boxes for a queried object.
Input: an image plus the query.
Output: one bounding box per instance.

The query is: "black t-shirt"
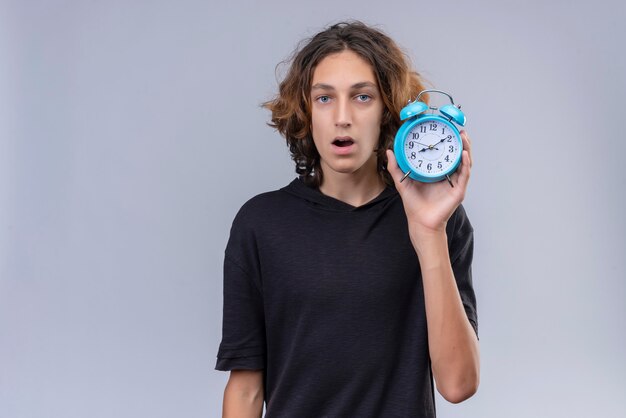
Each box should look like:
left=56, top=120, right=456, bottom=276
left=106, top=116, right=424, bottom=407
left=215, top=177, right=478, bottom=417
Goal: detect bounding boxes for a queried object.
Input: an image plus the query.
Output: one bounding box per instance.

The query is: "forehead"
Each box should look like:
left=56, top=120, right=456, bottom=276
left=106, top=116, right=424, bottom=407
left=311, top=50, right=378, bottom=87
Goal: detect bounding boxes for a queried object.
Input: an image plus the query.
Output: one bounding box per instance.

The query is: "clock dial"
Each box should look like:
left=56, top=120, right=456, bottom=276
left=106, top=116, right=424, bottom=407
left=403, top=119, right=460, bottom=175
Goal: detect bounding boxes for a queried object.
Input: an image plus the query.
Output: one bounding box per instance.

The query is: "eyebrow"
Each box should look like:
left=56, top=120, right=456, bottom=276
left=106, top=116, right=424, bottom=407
left=311, top=81, right=378, bottom=91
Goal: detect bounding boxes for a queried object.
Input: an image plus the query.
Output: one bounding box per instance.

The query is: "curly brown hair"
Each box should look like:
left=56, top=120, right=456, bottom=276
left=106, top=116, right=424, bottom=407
left=263, top=21, right=428, bottom=188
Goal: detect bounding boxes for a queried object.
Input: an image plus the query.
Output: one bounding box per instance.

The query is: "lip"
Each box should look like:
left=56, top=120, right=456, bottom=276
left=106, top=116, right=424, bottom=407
left=331, top=136, right=355, bottom=155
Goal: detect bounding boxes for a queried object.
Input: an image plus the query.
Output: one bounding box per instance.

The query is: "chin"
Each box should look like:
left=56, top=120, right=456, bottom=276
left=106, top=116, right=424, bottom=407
left=326, top=163, right=365, bottom=175
left=320, top=153, right=375, bottom=175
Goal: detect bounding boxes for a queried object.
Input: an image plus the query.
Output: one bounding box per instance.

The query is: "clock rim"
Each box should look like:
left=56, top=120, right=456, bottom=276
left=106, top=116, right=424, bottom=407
left=393, top=114, right=463, bottom=182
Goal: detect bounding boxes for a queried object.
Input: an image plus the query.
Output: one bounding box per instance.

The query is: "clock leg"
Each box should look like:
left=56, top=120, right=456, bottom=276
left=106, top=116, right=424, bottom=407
left=446, top=175, right=454, bottom=188
left=400, top=170, right=411, bottom=183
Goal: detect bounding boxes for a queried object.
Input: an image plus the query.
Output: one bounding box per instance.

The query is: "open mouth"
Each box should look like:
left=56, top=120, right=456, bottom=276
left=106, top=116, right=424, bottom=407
left=332, top=138, right=354, bottom=147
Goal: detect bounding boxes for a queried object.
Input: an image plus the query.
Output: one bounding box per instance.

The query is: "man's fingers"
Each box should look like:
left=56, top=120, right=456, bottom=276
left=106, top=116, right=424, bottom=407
left=456, top=149, right=471, bottom=191
left=460, top=130, right=473, bottom=168
left=385, top=149, right=404, bottom=184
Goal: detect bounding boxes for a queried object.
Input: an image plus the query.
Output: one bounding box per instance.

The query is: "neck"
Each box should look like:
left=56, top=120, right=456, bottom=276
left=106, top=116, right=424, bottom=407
left=318, top=159, right=386, bottom=207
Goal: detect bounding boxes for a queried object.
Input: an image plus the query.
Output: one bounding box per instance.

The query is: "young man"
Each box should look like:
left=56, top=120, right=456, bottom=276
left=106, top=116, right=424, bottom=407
left=216, top=21, right=479, bottom=417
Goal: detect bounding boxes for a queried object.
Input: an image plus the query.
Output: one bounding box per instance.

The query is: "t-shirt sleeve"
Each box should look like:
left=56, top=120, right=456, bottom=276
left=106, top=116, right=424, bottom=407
left=448, top=204, right=479, bottom=339
left=215, top=205, right=266, bottom=371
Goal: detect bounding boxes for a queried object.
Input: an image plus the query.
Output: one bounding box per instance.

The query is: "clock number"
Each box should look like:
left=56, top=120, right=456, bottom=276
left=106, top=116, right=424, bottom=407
left=411, top=132, right=419, bottom=139
left=429, top=123, right=437, bottom=131
left=420, top=125, right=426, bottom=133
left=445, top=155, right=450, bottom=162
left=410, top=152, right=416, bottom=159
left=418, top=160, right=423, bottom=167
left=438, top=162, right=442, bottom=169
left=449, top=145, right=454, bottom=153
left=442, top=127, right=446, bottom=135
left=427, top=163, right=432, bottom=171
left=446, top=135, right=452, bottom=142
left=408, top=141, right=414, bottom=149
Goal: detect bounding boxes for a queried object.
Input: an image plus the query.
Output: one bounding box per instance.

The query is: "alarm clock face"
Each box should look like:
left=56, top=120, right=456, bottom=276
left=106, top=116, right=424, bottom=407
left=403, top=118, right=461, bottom=176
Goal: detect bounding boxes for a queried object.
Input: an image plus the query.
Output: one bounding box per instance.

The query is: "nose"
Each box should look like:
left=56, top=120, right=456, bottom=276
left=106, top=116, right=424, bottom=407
left=335, top=97, right=352, bottom=128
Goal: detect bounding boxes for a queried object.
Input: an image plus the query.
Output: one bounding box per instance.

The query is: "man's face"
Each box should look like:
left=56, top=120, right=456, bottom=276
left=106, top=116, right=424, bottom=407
left=310, top=50, right=384, bottom=180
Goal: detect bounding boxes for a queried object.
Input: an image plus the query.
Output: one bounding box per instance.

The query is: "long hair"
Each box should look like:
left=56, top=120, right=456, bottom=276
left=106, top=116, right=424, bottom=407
left=263, top=21, right=428, bottom=188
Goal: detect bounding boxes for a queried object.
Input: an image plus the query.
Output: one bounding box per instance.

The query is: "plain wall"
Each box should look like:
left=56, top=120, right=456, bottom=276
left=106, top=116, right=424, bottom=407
left=1, top=0, right=625, bottom=417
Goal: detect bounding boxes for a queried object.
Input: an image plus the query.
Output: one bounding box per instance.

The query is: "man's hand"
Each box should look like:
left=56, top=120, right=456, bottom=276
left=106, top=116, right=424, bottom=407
left=385, top=130, right=473, bottom=234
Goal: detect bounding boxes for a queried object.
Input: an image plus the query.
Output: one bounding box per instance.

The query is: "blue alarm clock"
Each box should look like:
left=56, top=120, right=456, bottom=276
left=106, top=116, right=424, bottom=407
left=393, top=89, right=466, bottom=187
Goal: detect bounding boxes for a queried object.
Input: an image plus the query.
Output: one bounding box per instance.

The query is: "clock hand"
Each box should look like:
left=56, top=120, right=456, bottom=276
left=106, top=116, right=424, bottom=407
left=418, top=135, right=453, bottom=152
left=435, top=135, right=453, bottom=145
left=418, top=143, right=440, bottom=152
left=415, top=141, right=436, bottom=152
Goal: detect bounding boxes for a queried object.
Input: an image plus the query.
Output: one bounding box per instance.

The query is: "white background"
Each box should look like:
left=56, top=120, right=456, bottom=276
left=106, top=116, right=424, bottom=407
left=1, top=0, right=625, bottom=417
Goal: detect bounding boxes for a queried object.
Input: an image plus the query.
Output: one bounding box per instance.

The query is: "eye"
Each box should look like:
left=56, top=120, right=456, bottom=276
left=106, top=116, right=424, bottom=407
left=356, top=94, right=371, bottom=102
left=316, top=95, right=331, bottom=103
